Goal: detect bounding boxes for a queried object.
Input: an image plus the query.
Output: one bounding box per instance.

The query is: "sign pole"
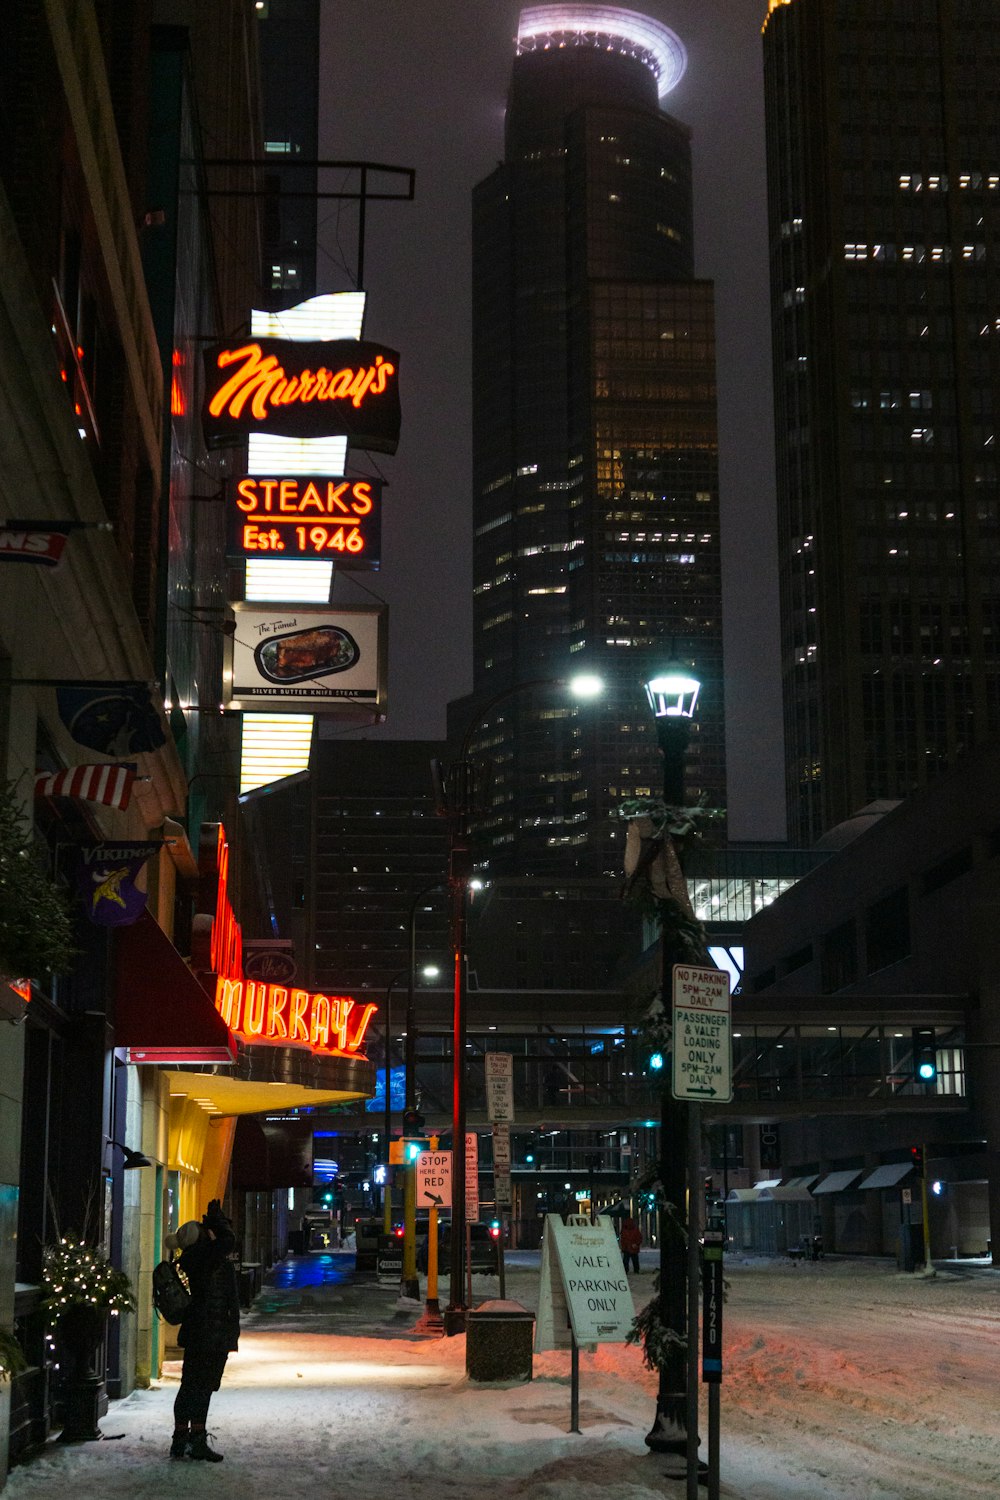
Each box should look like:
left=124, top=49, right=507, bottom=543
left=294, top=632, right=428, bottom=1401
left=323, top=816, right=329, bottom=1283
left=427, top=1204, right=440, bottom=1313
left=702, top=1223, right=725, bottom=1500
left=686, top=1101, right=702, bottom=1500
left=570, top=1334, right=581, bottom=1434
left=498, top=1217, right=507, bottom=1299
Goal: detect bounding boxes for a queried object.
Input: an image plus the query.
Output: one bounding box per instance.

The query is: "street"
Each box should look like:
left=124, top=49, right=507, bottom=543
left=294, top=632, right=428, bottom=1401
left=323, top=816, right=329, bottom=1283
left=5, top=1252, right=1000, bottom=1500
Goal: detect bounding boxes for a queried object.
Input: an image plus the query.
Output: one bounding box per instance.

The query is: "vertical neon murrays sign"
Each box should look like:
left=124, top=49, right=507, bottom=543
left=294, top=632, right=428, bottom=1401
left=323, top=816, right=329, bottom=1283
left=198, top=824, right=376, bottom=1060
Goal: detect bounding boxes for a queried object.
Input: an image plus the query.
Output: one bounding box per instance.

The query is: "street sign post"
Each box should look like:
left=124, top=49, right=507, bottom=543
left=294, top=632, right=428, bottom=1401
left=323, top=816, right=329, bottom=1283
left=416, top=1150, right=452, bottom=1209
left=701, top=1228, right=724, bottom=1383
left=492, top=1124, right=512, bottom=1207
left=465, top=1131, right=480, bottom=1220
left=535, top=1214, right=635, bottom=1434
left=485, top=1053, right=515, bottom=1122
left=702, top=1225, right=725, bottom=1500
left=671, top=963, right=732, bottom=1103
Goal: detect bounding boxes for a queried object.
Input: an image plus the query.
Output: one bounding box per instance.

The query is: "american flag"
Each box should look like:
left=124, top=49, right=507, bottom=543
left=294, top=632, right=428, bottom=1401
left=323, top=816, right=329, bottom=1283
left=34, top=763, right=136, bottom=811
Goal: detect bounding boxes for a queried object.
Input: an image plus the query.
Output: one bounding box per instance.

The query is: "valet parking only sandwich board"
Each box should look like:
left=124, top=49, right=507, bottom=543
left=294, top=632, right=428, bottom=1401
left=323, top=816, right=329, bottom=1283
left=535, top=1214, right=635, bottom=1433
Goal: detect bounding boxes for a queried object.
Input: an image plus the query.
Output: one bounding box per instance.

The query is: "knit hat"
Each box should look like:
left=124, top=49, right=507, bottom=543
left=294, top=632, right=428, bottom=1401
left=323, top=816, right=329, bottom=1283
left=165, top=1220, right=202, bottom=1252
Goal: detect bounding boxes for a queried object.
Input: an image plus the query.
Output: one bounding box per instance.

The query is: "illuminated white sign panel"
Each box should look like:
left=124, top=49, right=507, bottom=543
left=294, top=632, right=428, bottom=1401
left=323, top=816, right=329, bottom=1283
left=226, top=604, right=386, bottom=713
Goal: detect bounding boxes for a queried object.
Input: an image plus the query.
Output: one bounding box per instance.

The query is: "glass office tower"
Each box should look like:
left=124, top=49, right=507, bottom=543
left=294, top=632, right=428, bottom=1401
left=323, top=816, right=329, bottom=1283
left=763, top=0, right=1000, bottom=844
left=452, top=6, right=726, bottom=877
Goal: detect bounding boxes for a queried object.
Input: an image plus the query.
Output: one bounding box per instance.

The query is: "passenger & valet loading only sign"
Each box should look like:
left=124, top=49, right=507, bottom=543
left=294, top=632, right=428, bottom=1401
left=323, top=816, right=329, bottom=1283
left=671, top=962, right=732, bottom=1103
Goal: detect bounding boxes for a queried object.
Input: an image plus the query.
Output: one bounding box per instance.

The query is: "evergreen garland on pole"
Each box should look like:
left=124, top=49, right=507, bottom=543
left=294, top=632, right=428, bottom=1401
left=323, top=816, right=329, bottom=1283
left=619, top=793, right=721, bottom=1376
left=0, top=778, right=77, bottom=981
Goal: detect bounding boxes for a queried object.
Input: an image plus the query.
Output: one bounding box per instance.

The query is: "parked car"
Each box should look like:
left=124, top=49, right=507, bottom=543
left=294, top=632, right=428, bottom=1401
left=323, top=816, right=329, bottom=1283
left=416, top=1220, right=500, bottom=1274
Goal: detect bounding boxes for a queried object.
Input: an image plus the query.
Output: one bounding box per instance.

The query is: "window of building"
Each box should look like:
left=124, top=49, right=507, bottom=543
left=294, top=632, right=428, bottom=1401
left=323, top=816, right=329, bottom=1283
left=821, top=920, right=858, bottom=992
left=864, top=887, right=910, bottom=974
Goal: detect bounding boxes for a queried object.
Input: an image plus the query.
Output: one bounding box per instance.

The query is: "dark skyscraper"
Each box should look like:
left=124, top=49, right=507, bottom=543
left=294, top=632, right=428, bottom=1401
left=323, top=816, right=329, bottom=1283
left=763, top=0, right=1000, bottom=845
left=258, top=0, right=320, bottom=306
left=451, top=5, right=726, bottom=878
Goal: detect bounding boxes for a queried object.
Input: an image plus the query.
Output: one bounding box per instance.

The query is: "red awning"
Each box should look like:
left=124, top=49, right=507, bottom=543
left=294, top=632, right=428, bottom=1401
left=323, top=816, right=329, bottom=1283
left=113, top=910, right=236, bottom=1064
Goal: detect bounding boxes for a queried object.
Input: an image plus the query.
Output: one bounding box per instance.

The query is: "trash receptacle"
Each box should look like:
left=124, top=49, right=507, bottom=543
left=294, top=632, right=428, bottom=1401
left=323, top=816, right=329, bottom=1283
left=354, top=1218, right=382, bottom=1276
left=466, top=1300, right=534, bottom=1384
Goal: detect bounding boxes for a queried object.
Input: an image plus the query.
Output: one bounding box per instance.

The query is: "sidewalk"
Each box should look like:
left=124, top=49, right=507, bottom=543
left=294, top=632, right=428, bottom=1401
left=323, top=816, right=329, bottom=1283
left=0, top=1250, right=687, bottom=1500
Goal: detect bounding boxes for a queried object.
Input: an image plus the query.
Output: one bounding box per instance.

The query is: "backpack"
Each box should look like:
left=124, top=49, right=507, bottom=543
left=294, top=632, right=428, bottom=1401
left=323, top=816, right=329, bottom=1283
left=152, top=1257, right=192, bottom=1324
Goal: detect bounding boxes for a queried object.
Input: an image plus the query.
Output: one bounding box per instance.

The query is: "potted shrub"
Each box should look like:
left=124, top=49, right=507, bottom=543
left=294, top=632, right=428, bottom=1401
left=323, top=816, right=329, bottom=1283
left=41, top=1233, right=136, bottom=1442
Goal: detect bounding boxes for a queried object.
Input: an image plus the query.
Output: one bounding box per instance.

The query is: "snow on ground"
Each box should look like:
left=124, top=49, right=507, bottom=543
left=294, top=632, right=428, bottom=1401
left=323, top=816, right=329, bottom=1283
left=6, top=1252, right=1000, bottom=1500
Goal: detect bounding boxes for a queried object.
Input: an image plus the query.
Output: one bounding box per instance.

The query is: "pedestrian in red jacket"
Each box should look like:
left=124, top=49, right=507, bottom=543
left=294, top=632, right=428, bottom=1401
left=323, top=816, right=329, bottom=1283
left=619, top=1217, right=642, bottom=1272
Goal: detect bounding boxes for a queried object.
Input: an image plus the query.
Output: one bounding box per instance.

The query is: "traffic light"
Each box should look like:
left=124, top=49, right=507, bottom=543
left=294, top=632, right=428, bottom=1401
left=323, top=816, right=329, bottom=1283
left=648, top=1051, right=664, bottom=1073
left=910, top=1144, right=924, bottom=1173
left=403, top=1108, right=426, bottom=1134
left=404, top=1137, right=430, bottom=1163
left=912, top=1027, right=937, bottom=1083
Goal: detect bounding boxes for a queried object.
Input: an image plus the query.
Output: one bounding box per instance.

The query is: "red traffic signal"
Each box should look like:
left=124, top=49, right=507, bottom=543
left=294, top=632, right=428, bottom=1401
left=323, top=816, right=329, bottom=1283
left=910, top=1144, right=924, bottom=1171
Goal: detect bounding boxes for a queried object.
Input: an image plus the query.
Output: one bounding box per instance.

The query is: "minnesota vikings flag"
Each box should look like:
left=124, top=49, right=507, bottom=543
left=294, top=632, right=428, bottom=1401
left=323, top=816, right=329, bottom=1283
left=0, top=524, right=71, bottom=567
left=35, top=763, right=137, bottom=812
left=56, top=682, right=166, bottom=756
left=75, top=842, right=160, bottom=926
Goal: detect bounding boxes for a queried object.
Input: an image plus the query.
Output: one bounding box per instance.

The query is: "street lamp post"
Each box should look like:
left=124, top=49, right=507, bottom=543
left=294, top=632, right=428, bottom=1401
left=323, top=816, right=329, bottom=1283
left=382, top=972, right=406, bottom=1235
left=641, top=664, right=704, bottom=1466
left=442, top=673, right=603, bottom=1335
left=382, top=933, right=442, bottom=1267
left=402, top=880, right=443, bottom=1298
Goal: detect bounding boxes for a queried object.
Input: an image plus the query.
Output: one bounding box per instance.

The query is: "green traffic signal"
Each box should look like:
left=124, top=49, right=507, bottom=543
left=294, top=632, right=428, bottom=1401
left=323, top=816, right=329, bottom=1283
left=911, top=1027, right=937, bottom=1083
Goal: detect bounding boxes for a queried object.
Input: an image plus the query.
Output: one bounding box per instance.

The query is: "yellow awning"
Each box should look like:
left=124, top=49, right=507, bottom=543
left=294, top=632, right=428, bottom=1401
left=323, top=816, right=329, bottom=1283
left=164, top=1069, right=365, bottom=1117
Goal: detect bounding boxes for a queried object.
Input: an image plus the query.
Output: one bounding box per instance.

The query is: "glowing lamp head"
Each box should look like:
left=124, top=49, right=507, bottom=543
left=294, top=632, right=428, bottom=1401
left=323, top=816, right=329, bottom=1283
left=648, top=1051, right=664, bottom=1072
left=645, top=663, right=701, bottom=720
left=568, top=672, right=604, bottom=700
left=420, top=964, right=441, bottom=980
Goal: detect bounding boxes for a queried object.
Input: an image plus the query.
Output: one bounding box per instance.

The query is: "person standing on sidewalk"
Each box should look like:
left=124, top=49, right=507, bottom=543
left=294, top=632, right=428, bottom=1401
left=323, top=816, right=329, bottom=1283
left=619, top=1217, right=642, bottom=1273
left=167, top=1199, right=241, bottom=1462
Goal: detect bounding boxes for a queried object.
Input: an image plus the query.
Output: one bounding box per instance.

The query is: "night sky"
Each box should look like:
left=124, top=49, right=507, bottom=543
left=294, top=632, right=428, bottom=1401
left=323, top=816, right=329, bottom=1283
left=317, top=1, right=785, bottom=842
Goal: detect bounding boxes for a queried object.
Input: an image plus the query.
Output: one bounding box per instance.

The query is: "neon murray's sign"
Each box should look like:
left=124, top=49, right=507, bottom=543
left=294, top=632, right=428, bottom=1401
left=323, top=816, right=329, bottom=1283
left=202, top=338, right=401, bottom=454
left=194, top=824, right=376, bottom=1061
left=215, top=978, right=372, bottom=1055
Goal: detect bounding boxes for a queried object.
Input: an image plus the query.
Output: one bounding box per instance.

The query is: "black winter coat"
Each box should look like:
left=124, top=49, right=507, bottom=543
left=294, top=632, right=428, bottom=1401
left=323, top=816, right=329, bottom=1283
left=177, top=1214, right=241, bottom=1355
